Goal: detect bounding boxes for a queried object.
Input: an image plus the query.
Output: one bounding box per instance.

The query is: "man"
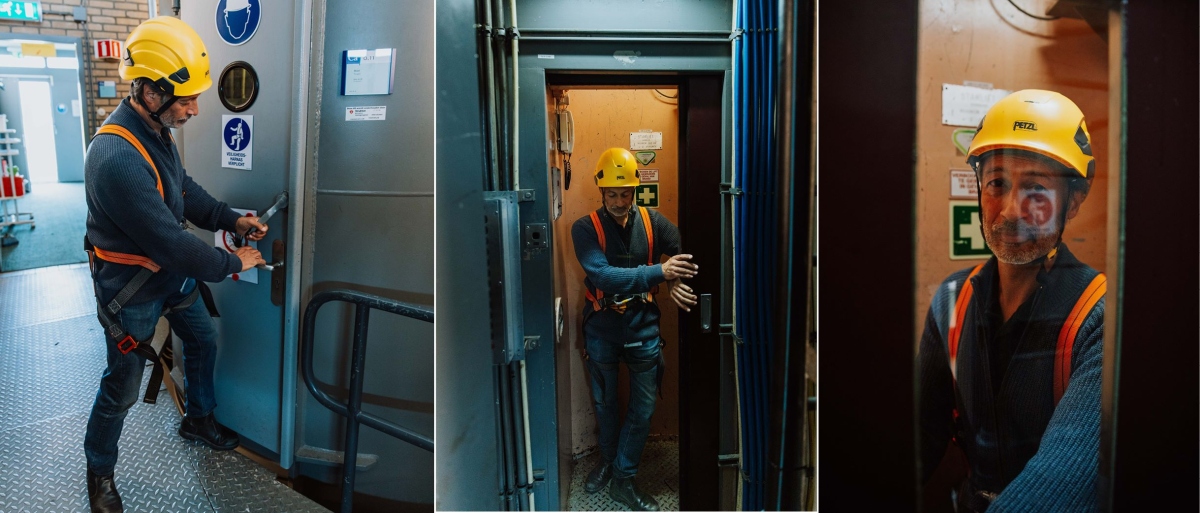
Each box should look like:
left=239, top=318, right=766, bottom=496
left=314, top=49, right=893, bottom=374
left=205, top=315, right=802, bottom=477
left=83, top=17, right=267, bottom=513
left=572, top=147, right=699, bottom=511
left=919, top=90, right=1105, bottom=512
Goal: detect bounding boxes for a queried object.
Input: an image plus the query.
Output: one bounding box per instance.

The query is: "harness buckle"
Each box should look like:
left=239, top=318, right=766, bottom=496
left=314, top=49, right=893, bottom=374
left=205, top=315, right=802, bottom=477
left=116, top=335, right=138, bottom=355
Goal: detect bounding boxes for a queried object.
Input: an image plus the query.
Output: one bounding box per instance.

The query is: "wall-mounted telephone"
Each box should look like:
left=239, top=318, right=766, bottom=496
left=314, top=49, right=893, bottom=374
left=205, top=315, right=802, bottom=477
left=557, top=109, right=574, bottom=190
left=557, top=110, right=574, bottom=154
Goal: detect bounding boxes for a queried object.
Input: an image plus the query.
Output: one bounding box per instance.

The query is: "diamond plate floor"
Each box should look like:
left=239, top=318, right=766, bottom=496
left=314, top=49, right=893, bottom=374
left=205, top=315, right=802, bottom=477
left=567, top=439, right=680, bottom=511
left=0, top=264, right=330, bottom=513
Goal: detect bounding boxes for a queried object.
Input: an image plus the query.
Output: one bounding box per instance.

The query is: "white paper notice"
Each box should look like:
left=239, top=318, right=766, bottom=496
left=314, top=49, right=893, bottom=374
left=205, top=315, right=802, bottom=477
left=639, top=168, right=659, bottom=183
left=71, top=100, right=81, bottom=117
left=221, top=115, right=253, bottom=170
left=950, top=169, right=978, bottom=198
left=346, top=106, right=386, bottom=121
left=341, top=48, right=396, bottom=96
left=214, top=208, right=258, bottom=284
left=630, top=131, right=662, bottom=150
left=942, top=84, right=1011, bottom=127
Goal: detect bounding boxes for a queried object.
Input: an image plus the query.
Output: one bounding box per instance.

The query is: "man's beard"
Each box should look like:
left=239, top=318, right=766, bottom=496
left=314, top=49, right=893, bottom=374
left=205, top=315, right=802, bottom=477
left=984, top=217, right=1059, bottom=265
left=159, top=109, right=190, bottom=129
left=605, top=204, right=630, bottom=218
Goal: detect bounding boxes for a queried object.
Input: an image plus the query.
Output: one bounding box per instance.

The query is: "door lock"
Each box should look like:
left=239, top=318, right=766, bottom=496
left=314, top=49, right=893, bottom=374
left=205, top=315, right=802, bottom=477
left=700, top=294, right=713, bottom=333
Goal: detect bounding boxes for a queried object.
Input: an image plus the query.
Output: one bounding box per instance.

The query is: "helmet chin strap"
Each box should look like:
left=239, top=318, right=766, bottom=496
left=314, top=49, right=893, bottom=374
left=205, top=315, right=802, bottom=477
left=134, top=89, right=179, bottom=127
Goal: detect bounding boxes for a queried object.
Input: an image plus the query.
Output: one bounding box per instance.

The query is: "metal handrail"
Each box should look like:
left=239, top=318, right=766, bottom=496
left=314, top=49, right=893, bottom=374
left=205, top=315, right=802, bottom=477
left=300, top=289, right=434, bottom=513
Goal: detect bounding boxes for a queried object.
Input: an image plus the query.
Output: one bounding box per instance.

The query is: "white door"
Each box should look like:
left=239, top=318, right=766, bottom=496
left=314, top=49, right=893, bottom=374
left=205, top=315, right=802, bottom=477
left=17, top=80, right=58, bottom=183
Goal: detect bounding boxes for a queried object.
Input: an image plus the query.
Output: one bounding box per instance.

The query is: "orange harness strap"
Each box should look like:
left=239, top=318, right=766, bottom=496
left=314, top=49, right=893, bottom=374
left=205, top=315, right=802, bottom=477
left=92, top=247, right=161, bottom=272
left=948, top=265, right=1106, bottom=409
left=1053, top=273, right=1106, bottom=404
left=94, top=124, right=163, bottom=200
left=948, top=264, right=985, bottom=384
left=88, top=125, right=163, bottom=271
left=586, top=207, right=658, bottom=312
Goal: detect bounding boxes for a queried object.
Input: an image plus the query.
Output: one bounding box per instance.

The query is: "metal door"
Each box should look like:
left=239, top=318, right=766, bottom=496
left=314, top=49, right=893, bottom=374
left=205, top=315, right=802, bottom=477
left=179, top=0, right=301, bottom=461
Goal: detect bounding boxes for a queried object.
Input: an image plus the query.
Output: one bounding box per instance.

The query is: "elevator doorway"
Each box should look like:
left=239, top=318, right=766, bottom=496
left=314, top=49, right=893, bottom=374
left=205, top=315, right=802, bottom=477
left=545, top=74, right=731, bottom=511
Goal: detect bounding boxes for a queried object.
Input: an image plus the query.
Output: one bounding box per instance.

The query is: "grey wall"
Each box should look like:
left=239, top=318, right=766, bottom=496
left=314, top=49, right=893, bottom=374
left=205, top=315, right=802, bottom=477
left=433, top=0, right=499, bottom=509
left=302, top=0, right=435, bottom=506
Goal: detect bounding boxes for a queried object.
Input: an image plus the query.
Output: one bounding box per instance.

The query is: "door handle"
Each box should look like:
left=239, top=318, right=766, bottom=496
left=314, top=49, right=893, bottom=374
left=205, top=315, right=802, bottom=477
left=700, top=293, right=712, bottom=333
left=258, top=239, right=285, bottom=306
left=235, top=191, right=288, bottom=247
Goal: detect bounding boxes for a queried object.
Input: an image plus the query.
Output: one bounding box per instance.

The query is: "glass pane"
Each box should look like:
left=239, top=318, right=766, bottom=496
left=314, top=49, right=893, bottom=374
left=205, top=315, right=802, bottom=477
left=913, top=1, right=1115, bottom=511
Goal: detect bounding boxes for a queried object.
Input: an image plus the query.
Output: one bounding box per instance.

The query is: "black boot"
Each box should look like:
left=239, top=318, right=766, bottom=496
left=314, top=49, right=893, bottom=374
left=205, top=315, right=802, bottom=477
left=584, top=463, right=613, bottom=493
left=179, top=414, right=239, bottom=450
left=87, top=470, right=123, bottom=513
left=609, top=476, right=659, bottom=511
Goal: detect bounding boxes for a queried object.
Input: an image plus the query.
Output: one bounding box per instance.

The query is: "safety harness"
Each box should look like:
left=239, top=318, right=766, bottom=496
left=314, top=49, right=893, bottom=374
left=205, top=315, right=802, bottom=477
left=583, top=206, right=657, bottom=313
left=947, top=264, right=1107, bottom=407
left=84, top=124, right=218, bottom=404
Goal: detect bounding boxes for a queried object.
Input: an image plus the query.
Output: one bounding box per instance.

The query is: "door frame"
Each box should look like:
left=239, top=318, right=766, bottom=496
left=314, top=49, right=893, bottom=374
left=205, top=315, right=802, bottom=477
left=518, top=37, right=732, bottom=510
left=0, top=32, right=88, bottom=183
left=542, top=72, right=732, bottom=511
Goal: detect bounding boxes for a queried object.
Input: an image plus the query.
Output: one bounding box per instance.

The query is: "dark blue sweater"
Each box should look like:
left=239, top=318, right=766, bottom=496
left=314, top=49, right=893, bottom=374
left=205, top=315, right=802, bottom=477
left=85, top=98, right=242, bottom=305
left=920, top=244, right=1103, bottom=512
left=572, top=206, right=682, bottom=344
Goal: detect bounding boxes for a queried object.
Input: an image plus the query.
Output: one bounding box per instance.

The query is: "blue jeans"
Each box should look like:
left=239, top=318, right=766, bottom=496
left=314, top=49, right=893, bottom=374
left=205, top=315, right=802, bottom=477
left=586, top=335, right=661, bottom=479
left=84, top=279, right=219, bottom=475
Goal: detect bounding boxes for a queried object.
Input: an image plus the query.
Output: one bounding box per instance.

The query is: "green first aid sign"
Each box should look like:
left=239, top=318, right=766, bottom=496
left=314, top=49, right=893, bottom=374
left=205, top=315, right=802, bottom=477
left=635, top=184, right=659, bottom=208
left=950, top=201, right=992, bottom=260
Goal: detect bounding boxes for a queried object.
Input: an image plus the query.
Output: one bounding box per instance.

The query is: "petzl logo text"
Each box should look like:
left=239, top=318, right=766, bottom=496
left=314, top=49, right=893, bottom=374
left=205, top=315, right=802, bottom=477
left=1013, top=121, right=1037, bottom=131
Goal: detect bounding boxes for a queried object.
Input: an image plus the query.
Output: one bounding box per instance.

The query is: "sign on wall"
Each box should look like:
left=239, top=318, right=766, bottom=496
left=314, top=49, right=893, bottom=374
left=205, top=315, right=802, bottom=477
left=341, top=48, right=397, bottom=96
left=639, top=168, right=659, bottom=183
left=950, top=169, right=977, bottom=198
left=630, top=130, right=662, bottom=150
left=345, top=106, right=386, bottom=121
left=942, top=83, right=1010, bottom=127
left=97, top=81, right=117, bottom=99
left=635, top=184, right=659, bottom=208
left=93, top=39, right=122, bottom=60
left=221, top=115, right=253, bottom=170
left=215, top=0, right=261, bottom=46
left=214, top=208, right=258, bottom=284
left=950, top=200, right=991, bottom=260
left=0, top=1, right=41, bottom=22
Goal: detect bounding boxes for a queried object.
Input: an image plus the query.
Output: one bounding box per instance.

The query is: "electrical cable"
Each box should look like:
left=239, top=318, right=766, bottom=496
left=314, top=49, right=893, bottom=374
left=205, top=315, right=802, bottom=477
left=653, top=88, right=678, bottom=99
left=1006, top=0, right=1060, bottom=21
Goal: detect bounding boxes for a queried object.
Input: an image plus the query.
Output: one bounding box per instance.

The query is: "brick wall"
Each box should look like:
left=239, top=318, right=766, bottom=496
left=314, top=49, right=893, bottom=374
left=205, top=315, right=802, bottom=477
left=0, top=0, right=152, bottom=131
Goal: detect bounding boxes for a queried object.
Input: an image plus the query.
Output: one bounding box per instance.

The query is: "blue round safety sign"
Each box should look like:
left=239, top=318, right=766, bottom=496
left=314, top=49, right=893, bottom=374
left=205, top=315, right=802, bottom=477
left=224, top=117, right=251, bottom=152
left=215, top=0, right=261, bottom=46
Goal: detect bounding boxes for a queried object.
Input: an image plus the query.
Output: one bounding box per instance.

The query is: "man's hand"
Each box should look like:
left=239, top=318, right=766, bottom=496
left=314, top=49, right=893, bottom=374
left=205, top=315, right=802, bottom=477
left=662, top=254, right=699, bottom=281
left=235, top=246, right=266, bottom=272
left=669, top=279, right=698, bottom=312
left=235, top=216, right=268, bottom=241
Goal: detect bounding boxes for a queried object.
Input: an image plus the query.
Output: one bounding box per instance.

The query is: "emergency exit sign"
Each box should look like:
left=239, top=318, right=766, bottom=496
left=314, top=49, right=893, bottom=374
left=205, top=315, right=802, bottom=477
left=0, top=2, right=42, bottom=22
left=950, top=201, right=991, bottom=260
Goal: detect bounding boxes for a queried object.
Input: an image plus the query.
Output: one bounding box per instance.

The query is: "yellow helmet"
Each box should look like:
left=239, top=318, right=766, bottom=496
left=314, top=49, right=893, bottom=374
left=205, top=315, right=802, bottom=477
left=967, top=89, right=1094, bottom=180
left=121, top=16, right=212, bottom=97
left=594, top=148, right=640, bottom=188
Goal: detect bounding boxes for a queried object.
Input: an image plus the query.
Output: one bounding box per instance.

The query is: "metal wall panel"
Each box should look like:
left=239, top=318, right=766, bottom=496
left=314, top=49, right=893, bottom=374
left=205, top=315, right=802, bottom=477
left=433, top=0, right=501, bottom=508
left=303, top=0, right=435, bottom=505
left=518, top=0, right=732, bottom=32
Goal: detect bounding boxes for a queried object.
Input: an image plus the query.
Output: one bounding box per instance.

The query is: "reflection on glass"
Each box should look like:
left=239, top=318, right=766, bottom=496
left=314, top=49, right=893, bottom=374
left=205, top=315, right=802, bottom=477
left=219, top=62, right=257, bottom=112
left=914, top=2, right=1112, bottom=511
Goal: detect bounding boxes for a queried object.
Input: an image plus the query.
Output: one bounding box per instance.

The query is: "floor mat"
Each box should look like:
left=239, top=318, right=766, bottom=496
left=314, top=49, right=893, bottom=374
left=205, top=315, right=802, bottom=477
left=1, top=182, right=88, bottom=273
